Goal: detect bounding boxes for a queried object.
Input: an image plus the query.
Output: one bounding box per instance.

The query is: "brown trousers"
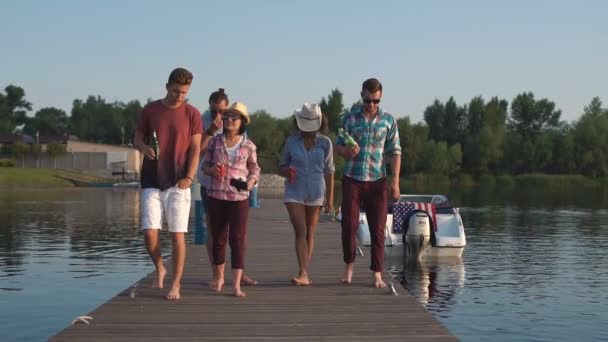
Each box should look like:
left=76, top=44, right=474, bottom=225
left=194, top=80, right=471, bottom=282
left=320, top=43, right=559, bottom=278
left=207, top=197, right=249, bottom=269
left=341, top=176, right=387, bottom=272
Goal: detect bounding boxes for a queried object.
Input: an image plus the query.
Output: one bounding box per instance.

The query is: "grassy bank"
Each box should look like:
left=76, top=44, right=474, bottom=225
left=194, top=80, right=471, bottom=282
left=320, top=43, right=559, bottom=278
left=0, top=168, right=74, bottom=188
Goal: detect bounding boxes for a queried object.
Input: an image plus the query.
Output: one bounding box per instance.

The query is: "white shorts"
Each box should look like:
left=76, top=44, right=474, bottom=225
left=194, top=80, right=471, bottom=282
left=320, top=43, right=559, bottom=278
left=141, top=186, right=191, bottom=233
left=284, top=199, right=324, bottom=207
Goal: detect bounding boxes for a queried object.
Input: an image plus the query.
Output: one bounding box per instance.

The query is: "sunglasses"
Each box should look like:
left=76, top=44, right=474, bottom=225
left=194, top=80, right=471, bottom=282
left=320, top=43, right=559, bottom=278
left=362, top=98, right=381, bottom=104
left=222, top=115, right=241, bottom=121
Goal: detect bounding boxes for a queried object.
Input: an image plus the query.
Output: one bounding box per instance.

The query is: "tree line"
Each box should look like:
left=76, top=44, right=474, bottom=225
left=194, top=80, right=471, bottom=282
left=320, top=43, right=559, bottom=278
left=1, top=85, right=607, bottom=177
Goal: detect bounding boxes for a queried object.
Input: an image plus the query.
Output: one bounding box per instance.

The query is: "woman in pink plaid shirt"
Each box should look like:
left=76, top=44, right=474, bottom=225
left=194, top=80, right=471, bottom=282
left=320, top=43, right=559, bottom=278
left=202, top=102, right=260, bottom=297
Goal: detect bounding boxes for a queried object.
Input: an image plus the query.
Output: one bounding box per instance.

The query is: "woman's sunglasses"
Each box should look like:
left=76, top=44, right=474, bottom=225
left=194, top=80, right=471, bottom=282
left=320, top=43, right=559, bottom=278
left=222, top=114, right=241, bottom=121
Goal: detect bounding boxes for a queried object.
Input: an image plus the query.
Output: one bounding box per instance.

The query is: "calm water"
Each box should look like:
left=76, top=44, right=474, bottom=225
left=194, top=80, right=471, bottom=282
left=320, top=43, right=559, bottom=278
left=0, top=189, right=163, bottom=341
left=1, top=187, right=608, bottom=341
left=389, top=186, right=608, bottom=341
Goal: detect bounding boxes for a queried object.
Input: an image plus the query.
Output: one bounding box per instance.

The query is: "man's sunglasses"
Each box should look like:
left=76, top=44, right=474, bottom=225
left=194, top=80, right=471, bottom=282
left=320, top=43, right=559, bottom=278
left=362, top=98, right=381, bottom=104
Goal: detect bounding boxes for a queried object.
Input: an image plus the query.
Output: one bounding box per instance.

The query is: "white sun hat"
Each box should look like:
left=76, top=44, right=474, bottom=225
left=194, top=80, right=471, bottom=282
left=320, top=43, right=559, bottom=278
left=294, top=103, right=322, bottom=132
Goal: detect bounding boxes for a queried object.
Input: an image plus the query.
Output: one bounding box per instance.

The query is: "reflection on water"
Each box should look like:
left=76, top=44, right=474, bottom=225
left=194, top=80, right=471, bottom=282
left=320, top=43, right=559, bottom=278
left=0, top=189, right=183, bottom=341
left=387, top=203, right=608, bottom=342
left=1, top=187, right=608, bottom=341
left=388, top=257, right=465, bottom=316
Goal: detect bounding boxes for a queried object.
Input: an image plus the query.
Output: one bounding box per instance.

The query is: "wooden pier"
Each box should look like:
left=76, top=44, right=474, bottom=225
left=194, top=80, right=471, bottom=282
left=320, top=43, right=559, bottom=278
left=51, top=199, right=457, bottom=341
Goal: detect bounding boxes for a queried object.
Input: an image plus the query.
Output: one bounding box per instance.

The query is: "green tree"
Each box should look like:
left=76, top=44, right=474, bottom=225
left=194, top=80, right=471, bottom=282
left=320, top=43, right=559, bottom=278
left=247, top=110, right=286, bottom=156
left=47, top=143, right=67, bottom=169
left=546, top=125, right=576, bottom=174
left=47, top=143, right=67, bottom=158
left=9, top=142, right=30, bottom=167
left=583, top=97, right=604, bottom=117
left=448, top=143, right=462, bottom=175
left=69, top=96, right=125, bottom=144
left=348, top=100, right=362, bottom=112
left=443, top=97, right=466, bottom=146
left=22, top=107, right=69, bottom=136
left=319, top=89, right=345, bottom=133
left=246, top=110, right=292, bottom=173
left=463, top=96, right=507, bottom=174
left=119, top=100, right=142, bottom=145
left=0, top=85, right=32, bottom=133
left=397, top=117, right=430, bottom=175
left=419, top=141, right=450, bottom=174
left=573, top=98, right=608, bottom=176
left=509, top=92, right=561, bottom=139
left=423, top=99, right=445, bottom=142
left=466, top=96, right=485, bottom=134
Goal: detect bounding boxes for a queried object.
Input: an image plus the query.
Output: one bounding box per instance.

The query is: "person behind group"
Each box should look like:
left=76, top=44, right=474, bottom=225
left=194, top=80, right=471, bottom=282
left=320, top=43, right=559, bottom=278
left=133, top=67, right=202, bottom=300
left=199, top=88, right=257, bottom=287
left=334, top=78, right=401, bottom=288
left=202, top=102, right=260, bottom=297
left=279, top=103, right=334, bottom=286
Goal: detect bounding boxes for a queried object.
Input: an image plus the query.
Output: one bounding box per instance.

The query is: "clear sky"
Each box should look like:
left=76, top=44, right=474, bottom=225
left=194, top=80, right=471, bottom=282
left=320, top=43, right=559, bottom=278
left=1, top=0, right=606, bottom=122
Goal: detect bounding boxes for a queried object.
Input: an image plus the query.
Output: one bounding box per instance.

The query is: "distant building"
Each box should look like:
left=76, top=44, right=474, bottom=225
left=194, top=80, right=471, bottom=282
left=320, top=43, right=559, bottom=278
left=1, top=133, right=142, bottom=173
left=66, top=141, right=142, bottom=173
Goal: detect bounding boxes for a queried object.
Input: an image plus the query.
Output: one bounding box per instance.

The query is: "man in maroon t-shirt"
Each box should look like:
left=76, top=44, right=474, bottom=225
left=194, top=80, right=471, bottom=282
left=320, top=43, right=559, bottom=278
left=134, top=67, right=202, bottom=300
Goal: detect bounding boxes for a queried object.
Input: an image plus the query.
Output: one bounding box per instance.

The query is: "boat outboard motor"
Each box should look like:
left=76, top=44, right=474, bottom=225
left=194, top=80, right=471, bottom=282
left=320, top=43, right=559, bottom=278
left=404, top=212, right=431, bottom=264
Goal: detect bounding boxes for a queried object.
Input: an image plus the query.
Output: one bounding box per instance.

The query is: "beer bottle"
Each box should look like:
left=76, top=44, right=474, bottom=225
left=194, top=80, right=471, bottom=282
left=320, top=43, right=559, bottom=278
left=151, top=130, right=159, bottom=160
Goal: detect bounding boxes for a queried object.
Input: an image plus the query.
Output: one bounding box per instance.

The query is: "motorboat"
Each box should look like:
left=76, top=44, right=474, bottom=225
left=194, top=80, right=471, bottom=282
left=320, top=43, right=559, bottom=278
left=337, top=194, right=466, bottom=260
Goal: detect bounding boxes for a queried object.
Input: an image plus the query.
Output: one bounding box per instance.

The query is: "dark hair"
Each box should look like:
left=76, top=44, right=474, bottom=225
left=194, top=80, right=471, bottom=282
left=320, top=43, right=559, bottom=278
left=229, top=111, right=248, bottom=135
left=362, top=78, right=382, bottom=93
left=167, top=67, right=193, bottom=85
left=209, top=88, right=229, bottom=105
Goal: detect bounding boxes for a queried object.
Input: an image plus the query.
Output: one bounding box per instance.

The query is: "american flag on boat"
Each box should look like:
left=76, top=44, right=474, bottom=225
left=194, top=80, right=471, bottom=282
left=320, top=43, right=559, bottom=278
left=392, top=202, right=437, bottom=233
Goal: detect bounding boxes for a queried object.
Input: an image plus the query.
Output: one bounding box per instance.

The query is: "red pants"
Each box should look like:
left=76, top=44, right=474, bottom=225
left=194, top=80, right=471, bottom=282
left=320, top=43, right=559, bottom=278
left=207, top=198, right=249, bottom=269
left=341, top=176, right=387, bottom=272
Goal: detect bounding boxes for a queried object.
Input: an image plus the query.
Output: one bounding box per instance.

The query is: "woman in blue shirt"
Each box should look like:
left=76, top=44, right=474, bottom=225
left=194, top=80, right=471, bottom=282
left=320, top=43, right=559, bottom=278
left=279, top=103, right=335, bottom=286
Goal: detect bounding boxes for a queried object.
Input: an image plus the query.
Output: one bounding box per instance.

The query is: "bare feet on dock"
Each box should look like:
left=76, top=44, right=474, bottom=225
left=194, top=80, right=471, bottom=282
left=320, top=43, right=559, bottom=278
left=373, top=272, right=387, bottom=289
left=233, top=288, right=246, bottom=297
left=291, top=274, right=312, bottom=286
left=152, top=265, right=166, bottom=289
left=340, top=263, right=353, bottom=284
left=211, top=279, right=224, bottom=292
left=209, top=275, right=255, bottom=287
left=166, top=286, right=180, bottom=300
left=241, top=274, right=259, bottom=285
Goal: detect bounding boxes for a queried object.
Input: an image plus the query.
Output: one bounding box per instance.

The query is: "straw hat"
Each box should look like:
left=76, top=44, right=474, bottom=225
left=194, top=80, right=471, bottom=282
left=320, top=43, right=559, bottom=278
left=294, top=103, right=322, bottom=132
left=225, top=102, right=250, bottom=125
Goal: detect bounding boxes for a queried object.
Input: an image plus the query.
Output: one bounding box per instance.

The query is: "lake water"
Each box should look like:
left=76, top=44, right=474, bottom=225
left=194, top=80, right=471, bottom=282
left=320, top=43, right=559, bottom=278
left=1, top=187, right=607, bottom=341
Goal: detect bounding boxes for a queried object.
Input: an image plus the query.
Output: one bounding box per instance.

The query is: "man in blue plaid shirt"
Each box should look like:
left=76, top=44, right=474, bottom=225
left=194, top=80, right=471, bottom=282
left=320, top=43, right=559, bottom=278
left=335, top=78, right=401, bottom=288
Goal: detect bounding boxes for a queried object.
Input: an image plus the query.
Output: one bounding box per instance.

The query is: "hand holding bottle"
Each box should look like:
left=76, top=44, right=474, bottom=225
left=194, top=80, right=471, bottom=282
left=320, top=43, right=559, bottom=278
left=338, top=128, right=359, bottom=159
left=143, top=130, right=159, bottom=160
left=287, top=166, right=296, bottom=184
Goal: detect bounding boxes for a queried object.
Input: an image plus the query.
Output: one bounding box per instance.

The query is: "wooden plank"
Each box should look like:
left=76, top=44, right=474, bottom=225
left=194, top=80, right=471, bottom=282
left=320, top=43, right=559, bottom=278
left=51, top=199, right=457, bottom=341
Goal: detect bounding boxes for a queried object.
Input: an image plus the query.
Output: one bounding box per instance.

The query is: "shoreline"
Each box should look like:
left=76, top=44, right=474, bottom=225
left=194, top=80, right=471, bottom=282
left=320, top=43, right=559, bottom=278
left=1, top=168, right=605, bottom=191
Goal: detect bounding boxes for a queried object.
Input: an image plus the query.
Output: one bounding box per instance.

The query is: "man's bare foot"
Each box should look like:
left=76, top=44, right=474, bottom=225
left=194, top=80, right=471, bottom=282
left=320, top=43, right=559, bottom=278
left=166, top=286, right=180, bottom=300
left=211, top=279, right=224, bottom=292
left=152, top=266, right=166, bottom=289
left=241, top=274, right=258, bottom=285
left=291, top=274, right=312, bottom=286
left=373, top=273, right=387, bottom=288
left=208, top=280, right=217, bottom=289
left=340, top=263, right=353, bottom=284
left=233, top=288, right=246, bottom=297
